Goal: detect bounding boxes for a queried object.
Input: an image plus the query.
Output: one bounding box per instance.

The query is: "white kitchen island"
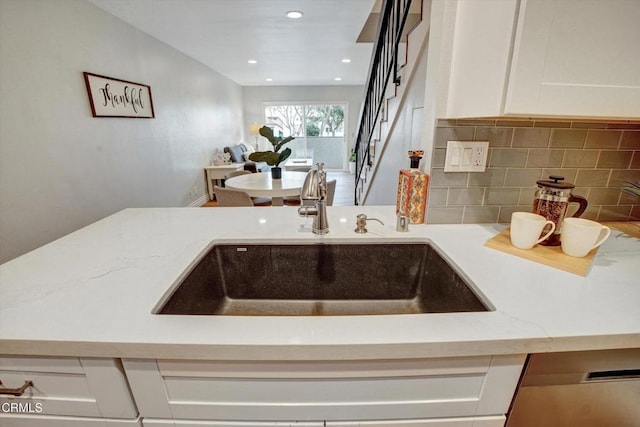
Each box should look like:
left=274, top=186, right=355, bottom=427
left=1, top=206, right=638, bottom=426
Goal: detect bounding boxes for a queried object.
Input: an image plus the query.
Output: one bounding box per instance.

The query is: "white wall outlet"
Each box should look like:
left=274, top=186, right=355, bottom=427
left=444, top=141, right=489, bottom=172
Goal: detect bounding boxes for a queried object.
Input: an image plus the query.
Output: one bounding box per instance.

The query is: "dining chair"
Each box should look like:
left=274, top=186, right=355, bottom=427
left=213, top=186, right=254, bottom=207
left=225, top=170, right=251, bottom=179
left=223, top=171, right=271, bottom=206
left=284, top=179, right=336, bottom=206
left=326, top=179, right=337, bottom=206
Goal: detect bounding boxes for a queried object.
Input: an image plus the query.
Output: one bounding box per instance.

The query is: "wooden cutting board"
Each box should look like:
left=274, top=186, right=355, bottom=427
left=485, top=222, right=639, bottom=276
left=607, top=221, right=640, bottom=239
left=485, top=228, right=597, bottom=276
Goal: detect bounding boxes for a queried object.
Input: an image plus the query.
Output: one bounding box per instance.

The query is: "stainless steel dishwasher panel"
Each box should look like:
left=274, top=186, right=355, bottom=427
left=507, top=349, right=640, bottom=427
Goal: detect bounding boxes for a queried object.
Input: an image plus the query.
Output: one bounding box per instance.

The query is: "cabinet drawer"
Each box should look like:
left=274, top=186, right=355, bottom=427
left=141, top=417, right=505, bottom=427
left=0, top=414, right=141, bottom=427
left=143, top=421, right=322, bottom=427
left=0, top=356, right=137, bottom=419
left=123, top=355, right=525, bottom=422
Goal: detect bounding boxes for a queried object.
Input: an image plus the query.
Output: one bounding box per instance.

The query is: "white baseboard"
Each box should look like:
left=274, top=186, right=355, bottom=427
left=187, top=194, right=209, bottom=207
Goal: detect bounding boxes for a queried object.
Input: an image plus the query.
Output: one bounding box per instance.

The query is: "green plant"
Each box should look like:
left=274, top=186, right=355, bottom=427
left=248, top=126, right=294, bottom=167
left=623, top=180, right=640, bottom=199
left=349, top=149, right=356, bottom=162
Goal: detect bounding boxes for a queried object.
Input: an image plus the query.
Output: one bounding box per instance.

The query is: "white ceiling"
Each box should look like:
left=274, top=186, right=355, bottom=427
left=88, top=0, right=378, bottom=86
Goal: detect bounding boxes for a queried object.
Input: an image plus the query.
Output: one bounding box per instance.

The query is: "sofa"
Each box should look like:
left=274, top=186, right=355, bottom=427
left=224, top=143, right=269, bottom=173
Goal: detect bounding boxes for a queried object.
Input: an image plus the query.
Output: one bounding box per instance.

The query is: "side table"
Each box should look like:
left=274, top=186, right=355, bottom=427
left=204, top=163, right=244, bottom=200
left=284, top=158, right=313, bottom=171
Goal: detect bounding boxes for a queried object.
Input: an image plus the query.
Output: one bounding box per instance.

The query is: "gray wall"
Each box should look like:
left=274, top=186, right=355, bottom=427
left=0, top=0, right=244, bottom=263
left=427, top=119, right=640, bottom=223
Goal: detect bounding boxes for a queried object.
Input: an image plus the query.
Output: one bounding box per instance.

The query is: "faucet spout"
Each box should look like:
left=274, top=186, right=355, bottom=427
left=298, top=163, right=329, bottom=235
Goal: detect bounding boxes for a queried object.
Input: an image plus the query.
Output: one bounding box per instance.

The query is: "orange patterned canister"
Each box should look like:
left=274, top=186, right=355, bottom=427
left=396, top=169, right=429, bottom=224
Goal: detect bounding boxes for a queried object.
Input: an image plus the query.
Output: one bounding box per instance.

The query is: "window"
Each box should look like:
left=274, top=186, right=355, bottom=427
left=264, top=103, right=347, bottom=169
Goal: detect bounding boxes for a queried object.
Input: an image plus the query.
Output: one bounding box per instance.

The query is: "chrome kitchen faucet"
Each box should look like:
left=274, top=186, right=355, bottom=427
left=298, top=163, right=329, bottom=235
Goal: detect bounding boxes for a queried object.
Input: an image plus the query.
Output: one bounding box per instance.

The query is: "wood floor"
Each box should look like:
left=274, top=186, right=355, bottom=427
left=326, top=171, right=356, bottom=206
left=202, top=171, right=356, bottom=207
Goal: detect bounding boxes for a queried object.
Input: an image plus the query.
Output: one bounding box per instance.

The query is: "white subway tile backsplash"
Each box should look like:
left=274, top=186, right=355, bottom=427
left=468, top=168, right=506, bottom=187
left=427, top=118, right=640, bottom=223
left=448, top=188, right=485, bottom=205
left=575, top=170, right=611, bottom=187
left=562, top=150, right=599, bottom=168
left=489, top=149, right=528, bottom=167
left=512, top=128, right=551, bottom=147
left=527, top=149, right=564, bottom=168
left=589, top=188, right=624, bottom=205
left=550, top=129, right=587, bottom=148
left=585, top=130, right=622, bottom=149
left=620, top=131, right=640, bottom=149
left=427, top=207, right=464, bottom=224
left=596, top=151, right=633, bottom=169
left=430, top=168, right=468, bottom=188
left=428, top=188, right=448, bottom=207
left=504, top=169, right=543, bottom=187
left=462, top=206, right=500, bottom=224
left=474, top=127, right=513, bottom=147
left=434, top=127, right=475, bottom=148
left=484, top=188, right=520, bottom=205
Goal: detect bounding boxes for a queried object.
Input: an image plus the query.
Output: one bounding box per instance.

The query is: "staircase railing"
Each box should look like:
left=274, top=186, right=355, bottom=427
left=353, top=0, right=413, bottom=205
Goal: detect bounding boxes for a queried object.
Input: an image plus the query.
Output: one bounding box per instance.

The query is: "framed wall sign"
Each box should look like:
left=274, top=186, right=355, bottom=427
left=83, top=72, right=155, bottom=118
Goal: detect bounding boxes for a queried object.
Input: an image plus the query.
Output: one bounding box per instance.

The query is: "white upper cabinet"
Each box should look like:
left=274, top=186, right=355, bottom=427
left=506, top=0, right=640, bottom=117
left=444, top=0, right=640, bottom=118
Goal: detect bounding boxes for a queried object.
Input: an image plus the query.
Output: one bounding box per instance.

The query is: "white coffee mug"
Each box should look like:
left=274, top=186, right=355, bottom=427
left=510, top=212, right=556, bottom=249
left=561, top=218, right=611, bottom=257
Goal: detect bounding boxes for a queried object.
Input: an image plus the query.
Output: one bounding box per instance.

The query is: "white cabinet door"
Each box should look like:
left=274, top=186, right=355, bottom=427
left=143, top=420, right=322, bottom=427
left=141, top=417, right=505, bottom=427
left=505, top=0, right=640, bottom=117
left=444, top=0, right=519, bottom=118
left=0, top=413, right=141, bottom=427
left=0, top=356, right=138, bottom=419
left=123, top=355, right=525, bottom=422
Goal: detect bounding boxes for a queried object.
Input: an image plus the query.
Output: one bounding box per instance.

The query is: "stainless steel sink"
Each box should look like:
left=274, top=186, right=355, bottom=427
left=154, top=242, right=492, bottom=316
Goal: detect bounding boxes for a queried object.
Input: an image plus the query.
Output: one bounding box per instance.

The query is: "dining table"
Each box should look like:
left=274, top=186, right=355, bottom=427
left=224, top=171, right=308, bottom=206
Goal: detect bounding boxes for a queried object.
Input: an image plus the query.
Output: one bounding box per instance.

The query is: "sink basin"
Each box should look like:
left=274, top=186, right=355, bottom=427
left=154, top=242, right=492, bottom=316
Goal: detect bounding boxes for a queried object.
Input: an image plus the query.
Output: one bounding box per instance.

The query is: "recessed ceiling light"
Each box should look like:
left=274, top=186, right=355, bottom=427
left=248, top=59, right=257, bottom=64
left=341, top=59, right=351, bottom=63
left=285, top=10, right=303, bottom=19
left=265, top=78, right=273, bottom=82
left=334, top=77, right=342, bottom=81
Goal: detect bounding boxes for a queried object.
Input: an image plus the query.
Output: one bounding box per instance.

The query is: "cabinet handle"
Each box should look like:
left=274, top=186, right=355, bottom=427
left=586, top=369, right=640, bottom=381
left=0, top=380, right=33, bottom=396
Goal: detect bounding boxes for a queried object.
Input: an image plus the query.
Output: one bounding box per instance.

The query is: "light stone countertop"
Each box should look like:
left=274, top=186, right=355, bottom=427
left=0, top=206, right=638, bottom=361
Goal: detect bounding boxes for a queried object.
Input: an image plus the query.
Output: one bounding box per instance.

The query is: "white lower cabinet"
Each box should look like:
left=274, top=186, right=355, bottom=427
left=141, top=417, right=505, bottom=427
left=0, top=355, right=140, bottom=426
left=123, top=354, right=525, bottom=425
left=0, top=414, right=141, bottom=426
left=142, top=421, right=324, bottom=427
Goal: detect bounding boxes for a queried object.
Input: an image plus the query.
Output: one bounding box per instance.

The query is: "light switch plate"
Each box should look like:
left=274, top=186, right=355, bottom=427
left=444, top=141, right=489, bottom=172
